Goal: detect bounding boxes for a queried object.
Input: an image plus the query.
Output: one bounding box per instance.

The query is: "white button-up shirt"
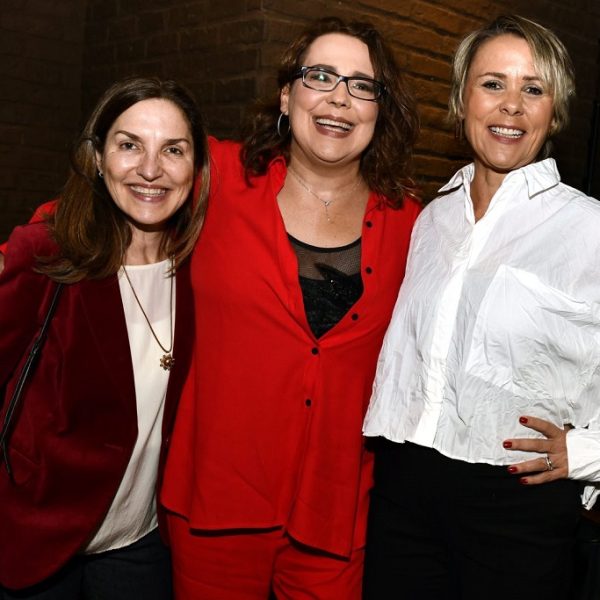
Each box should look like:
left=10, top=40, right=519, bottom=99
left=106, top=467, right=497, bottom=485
left=363, top=158, right=600, bottom=507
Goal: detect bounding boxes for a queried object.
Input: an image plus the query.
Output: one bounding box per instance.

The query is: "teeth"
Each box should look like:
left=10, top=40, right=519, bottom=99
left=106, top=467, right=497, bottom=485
left=131, top=186, right=165, bottom=196
left=316, top=118, right=353, bottom=131
left=490, top=126, right=524, bottom=138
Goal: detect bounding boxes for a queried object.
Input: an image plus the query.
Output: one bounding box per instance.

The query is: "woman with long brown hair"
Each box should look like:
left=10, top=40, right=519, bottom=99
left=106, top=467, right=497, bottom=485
left=0, top=76, right=209, bottom=600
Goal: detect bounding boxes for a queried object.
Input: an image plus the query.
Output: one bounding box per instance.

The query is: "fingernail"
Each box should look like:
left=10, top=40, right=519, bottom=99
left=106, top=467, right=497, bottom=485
left=519, top=417, right=528, bottom=424
left=503, top=441, right=512, bottom=448
left=507, top=466, right=518, bottom=474
left=520, top=477, right=528, bottom=485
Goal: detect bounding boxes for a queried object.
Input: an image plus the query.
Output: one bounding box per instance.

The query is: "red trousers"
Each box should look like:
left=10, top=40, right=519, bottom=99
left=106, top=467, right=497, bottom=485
left=167, top=513, right=364, bottom=600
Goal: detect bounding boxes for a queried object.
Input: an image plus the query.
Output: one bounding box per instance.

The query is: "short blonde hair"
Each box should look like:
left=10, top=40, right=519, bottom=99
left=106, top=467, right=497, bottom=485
left=448, top=15, right=575, bottom=156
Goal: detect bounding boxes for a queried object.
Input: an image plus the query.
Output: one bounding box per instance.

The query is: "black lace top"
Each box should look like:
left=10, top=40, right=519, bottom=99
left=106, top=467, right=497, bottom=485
left=289, top=235, right=363, bottom=338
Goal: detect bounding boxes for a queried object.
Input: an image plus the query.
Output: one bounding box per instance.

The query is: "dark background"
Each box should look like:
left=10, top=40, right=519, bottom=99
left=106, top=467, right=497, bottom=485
left=1, top=0, right=599, bottom=241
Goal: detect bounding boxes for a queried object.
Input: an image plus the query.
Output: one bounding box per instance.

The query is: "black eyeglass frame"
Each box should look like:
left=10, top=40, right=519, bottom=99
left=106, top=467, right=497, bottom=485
left=292, top=66, right=385, bottom=102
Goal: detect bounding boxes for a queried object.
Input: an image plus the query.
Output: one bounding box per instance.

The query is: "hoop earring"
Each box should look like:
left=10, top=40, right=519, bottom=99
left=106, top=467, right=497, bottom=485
left=277, top=112, right=291, bottom=138
left=98, top=170, right=104, bottom=179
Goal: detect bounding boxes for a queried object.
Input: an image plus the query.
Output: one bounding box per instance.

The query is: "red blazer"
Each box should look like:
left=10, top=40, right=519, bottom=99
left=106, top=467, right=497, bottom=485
left=0, top=223, right=193, bottom=590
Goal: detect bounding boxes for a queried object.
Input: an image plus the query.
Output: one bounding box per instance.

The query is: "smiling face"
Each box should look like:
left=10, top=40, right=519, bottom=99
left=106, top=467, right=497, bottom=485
left=95, top=98, right=195, bottom=236
left=462, top=34, right=555, bottom=180
left=280, top=33, right=379, bottom=169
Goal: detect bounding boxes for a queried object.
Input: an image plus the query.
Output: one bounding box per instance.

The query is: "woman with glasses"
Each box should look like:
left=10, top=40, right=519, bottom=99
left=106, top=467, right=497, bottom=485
left=160, top=16, right=420, bottom=600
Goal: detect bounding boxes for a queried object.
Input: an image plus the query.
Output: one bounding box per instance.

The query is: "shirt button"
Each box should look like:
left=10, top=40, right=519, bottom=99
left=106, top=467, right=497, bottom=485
left=305, top=399, right=312, bottom=407
left=365, top=220, right=373, bottom=228
left=311, top=347, right=319, bottom=355
left=365, top=266, right=373, bottom=274
left=351, top=313, right=359, bottom=321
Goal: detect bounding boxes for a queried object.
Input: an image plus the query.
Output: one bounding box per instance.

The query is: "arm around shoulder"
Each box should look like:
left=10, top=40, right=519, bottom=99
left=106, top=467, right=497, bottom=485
left=0, top=199, right=57, bottom=256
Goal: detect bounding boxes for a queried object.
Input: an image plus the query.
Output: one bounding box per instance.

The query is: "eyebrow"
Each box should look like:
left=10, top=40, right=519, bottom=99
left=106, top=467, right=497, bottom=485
left=477, top=71, right=543, bottom=82
left=309, top=63, right=376, bottom=79
left=113, top=130, right=192, bottom=145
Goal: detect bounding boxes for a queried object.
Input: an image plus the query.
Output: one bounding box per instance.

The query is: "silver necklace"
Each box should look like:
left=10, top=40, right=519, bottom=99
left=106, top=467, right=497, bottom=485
left=287, top=166, right=362, bottom=223
left=121, top=260, right=175, bottom=371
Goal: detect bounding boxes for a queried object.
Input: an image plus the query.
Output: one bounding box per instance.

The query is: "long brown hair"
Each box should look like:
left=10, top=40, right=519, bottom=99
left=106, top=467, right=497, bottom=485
left=41, top=76, right=210, bottom=283
left=241, top=17, right=420, bottom=208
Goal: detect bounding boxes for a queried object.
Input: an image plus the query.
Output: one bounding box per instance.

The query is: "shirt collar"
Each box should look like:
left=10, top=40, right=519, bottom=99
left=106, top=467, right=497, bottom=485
left=438, top=158, right=561, bottom=199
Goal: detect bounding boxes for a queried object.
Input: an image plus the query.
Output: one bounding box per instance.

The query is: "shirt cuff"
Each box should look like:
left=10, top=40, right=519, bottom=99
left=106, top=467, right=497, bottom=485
left=567, top=428, right=600, bottom=482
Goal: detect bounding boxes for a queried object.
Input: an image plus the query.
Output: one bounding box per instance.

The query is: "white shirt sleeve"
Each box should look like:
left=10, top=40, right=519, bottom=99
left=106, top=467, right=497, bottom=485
left=567, top=428, right=600, bottom=482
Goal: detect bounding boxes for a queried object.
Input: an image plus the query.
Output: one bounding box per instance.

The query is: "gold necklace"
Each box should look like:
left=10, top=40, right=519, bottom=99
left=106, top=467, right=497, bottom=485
left=287, top=166, right=362, bottom=224
left=121, top=260, right=175, bottom=371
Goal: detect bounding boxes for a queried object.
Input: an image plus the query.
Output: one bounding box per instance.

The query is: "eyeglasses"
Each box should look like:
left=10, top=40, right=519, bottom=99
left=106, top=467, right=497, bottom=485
left=292, top=66, right=385, bottom=101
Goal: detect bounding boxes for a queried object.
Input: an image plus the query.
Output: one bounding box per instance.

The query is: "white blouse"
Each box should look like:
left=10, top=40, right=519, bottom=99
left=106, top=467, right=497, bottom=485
left=363, top=159, right=600, bottom=508
left=85, top=258, right=174, bottom=553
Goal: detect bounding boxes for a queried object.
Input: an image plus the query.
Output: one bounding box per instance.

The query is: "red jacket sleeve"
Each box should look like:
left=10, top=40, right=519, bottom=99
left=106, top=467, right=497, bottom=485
left=0, top=223, right=57, bottom=390
left=0, top=200, right=57, bottom=254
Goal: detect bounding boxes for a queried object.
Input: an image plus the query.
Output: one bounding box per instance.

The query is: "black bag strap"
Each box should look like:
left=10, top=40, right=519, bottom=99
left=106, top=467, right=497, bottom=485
left=0, top=282, right=64, bottom=480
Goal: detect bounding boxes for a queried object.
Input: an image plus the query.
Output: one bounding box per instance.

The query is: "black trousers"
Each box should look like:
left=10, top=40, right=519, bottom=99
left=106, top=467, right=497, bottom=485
left=363, top=439, right=581, bottom=600
left=1, top=528, right=172, bottom=600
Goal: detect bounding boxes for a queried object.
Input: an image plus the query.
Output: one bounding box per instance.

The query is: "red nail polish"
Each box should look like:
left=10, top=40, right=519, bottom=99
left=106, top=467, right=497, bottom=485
left=507, top=466, right=518, bottom=474
left=519, top=417, right=528, bottom=424
left=520, top=477, right=528, bottom=485
left=503, top=441, right=512, bottom=448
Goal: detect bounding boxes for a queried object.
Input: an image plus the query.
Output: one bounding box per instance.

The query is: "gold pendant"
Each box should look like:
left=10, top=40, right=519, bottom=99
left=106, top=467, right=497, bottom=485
left=160, top=353, right=175, bottom=370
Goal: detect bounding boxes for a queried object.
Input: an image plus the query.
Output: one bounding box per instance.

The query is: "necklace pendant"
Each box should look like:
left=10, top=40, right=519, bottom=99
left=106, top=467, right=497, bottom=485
left=160, top=353, right=175, bottom=371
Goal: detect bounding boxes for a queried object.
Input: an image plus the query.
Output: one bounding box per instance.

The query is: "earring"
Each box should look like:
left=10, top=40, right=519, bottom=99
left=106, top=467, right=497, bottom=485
left=98, top=170, right=104, bottom=179
left=277, top=112, right=291, bottom=138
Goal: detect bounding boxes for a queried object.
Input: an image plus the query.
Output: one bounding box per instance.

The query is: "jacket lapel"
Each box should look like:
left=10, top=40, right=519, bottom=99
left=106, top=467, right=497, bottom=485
left=163, top=259, right=194, bottom=433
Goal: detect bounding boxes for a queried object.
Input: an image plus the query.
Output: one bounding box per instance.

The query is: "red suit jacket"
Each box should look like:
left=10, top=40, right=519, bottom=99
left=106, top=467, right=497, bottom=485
left=0, top=223, right=193, bottom=589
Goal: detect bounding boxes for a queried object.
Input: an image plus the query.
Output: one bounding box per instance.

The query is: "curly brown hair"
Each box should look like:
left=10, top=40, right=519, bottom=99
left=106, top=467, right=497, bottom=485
left=241, top=17, right=420, bottom=208
left=41, top=76, right=210, bottom=283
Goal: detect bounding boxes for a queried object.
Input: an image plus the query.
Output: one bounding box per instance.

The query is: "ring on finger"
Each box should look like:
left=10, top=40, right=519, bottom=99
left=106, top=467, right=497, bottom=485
left=545, top=455, right=554, bottom=471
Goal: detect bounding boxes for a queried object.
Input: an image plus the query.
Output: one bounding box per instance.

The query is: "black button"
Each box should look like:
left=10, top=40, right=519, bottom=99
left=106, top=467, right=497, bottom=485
left=311, top=347, right=319, bottom=355
left=305, top=399, right=312, bottom=407
left=351, top=313, right=359, bottom=321
left=365, top=266, right=373, bottom=274
left=365, top=220, right=373, bottom=228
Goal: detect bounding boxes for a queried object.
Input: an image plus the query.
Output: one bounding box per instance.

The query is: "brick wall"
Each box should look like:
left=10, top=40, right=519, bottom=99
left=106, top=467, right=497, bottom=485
left=0, top=0, right=86, bottom=242
left=511, top=0, right=600, bottom=198
left=78, top=0, right=600, bottom=202
left=2, top=0, right=599, bottom=240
